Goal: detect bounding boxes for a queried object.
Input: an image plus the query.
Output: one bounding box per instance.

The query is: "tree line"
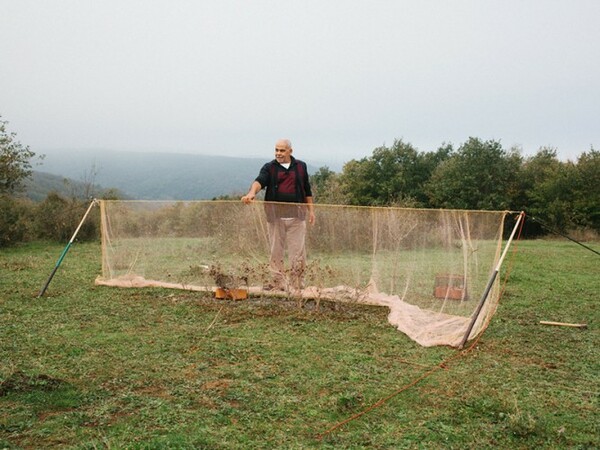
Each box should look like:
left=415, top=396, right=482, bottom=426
left=310, top=138, right=599, bottom=238
left=1, top=113, right=598, bottom=247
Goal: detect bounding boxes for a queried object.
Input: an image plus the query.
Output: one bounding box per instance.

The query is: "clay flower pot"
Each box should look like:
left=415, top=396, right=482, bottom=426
left=215, top=287, right=248, bottom=300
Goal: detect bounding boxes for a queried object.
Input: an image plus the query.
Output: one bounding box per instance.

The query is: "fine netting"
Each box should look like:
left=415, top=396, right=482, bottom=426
left=96, top=200, right=509, bottom=347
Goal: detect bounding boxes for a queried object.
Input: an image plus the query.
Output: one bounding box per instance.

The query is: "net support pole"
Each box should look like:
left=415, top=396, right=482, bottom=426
left=458, top=211, right=525, bottom=349
left=37, top=199, right=98, bottom=298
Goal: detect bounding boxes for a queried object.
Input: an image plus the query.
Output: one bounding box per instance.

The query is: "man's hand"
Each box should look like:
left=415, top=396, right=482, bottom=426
left=241, top=182, right=262, bottom=204
left=241, top=193, right=255, bottom=204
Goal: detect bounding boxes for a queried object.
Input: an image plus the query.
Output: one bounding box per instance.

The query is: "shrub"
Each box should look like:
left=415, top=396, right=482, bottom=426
left=34, top=193, right=98, bottom=242
left=0, top=195, right=34, bottom=247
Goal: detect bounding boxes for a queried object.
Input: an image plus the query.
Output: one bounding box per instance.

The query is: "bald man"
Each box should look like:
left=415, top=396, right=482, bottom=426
left=242, top=139, right=315, bottom=292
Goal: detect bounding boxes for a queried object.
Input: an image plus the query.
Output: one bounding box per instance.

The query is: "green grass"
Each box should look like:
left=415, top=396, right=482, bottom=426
left=0, top=239, right=598, bottom=449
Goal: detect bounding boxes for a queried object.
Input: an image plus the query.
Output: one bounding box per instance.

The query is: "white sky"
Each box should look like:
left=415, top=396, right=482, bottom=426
left=1, top=0, right=598, bottom=167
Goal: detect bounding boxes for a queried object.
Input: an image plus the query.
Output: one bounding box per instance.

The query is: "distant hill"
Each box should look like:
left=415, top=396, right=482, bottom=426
left=33, top=149, right=320, bottom=200
left=23, top=171, right=123, bottom=202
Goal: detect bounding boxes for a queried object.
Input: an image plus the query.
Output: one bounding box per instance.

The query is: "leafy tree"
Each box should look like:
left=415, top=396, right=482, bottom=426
left=572, top=148, right=600, bottom=232
left=515, top=148, right=566, bottom=234
left=0, top=195, right=33, bottom=247
left=310, top=166, right=335, bottom=192
left=34, top=192, right=97, bottom=241
left=34, top=192, right=70, bottom=241
left=310, top=166, right=346, bottom=204
left=338, top=139, right=444, bottom=206
left=0, top=116, right=38, bottom=194
left=425, top=137, right=522, bottom=210
left=422, top=143, right=454, bottom=175
left=338, top=157, right=379, bottom=205
left=516, top=147, right=600, bottom=234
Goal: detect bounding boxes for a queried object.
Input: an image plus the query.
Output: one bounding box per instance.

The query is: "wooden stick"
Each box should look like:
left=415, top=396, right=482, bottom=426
left=206, top=305, right=225, bottom=332
left=459, top=211, right=525, bottom=348
left=540, top=321, right=587, bottom=329
left=38, top=199, right=98, bottom=297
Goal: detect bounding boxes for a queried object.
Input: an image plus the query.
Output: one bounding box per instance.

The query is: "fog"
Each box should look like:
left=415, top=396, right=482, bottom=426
left=1, top=1, right=598, bottom=167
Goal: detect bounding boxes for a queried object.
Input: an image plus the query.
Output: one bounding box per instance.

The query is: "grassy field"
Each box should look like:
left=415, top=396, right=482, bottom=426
left=0, top=239, right=598, bottom=449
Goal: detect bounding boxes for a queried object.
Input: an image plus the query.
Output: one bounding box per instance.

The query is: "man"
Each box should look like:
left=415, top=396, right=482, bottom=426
left=241, top=139, right=315, bottom=291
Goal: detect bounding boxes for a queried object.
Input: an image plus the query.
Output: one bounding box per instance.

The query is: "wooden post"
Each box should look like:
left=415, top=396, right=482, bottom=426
left=459, top=211, right=525, bottom=348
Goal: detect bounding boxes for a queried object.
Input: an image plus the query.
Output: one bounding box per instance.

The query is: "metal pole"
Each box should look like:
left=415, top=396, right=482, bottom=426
left=458, top=211, right=525, bottom=349
left=37, top=199, right=98, bottom=298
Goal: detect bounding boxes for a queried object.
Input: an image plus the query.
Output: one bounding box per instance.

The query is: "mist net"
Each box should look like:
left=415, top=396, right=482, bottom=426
left=96, top=200, right=510, bottom=347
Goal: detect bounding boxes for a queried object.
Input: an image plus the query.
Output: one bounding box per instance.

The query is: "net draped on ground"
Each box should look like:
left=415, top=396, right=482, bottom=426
left=96, top=200, right=509, bottom=347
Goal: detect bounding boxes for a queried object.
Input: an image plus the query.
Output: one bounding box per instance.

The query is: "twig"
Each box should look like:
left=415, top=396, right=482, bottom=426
left=396, top=358, right=431, bottom=368
left=206, top=305, right=225, bottom=332
left=540, top=321, right=587, bottom=329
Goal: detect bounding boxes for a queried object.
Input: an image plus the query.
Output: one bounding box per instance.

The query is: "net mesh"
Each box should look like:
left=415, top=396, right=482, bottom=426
left=96, top=200, right=509, bottom=347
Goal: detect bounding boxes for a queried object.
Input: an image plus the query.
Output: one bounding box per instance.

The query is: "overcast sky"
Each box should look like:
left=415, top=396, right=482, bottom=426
left=1, top=0, right=598, bottom=168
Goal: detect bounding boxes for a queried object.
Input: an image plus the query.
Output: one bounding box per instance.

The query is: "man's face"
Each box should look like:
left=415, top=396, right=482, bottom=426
left=274, top=140, right=292, bottom=164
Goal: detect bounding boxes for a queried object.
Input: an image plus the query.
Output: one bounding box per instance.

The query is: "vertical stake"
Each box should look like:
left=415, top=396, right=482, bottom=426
left=459, top=211, right=525, bottom=348
left=37, top=199, right=98, bottom=298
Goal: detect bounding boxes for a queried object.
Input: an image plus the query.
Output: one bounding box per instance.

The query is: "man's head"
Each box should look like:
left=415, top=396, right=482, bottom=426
left=274, top=139, right=292, bottom=164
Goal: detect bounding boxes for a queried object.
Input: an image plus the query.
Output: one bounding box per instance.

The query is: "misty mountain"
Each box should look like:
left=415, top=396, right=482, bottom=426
left=23, top=171, right=119, bottom=202
left=34, top=149, right=322, bottom=200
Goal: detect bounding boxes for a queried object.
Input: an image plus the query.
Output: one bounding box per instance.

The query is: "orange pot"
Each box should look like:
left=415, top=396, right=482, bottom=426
left=215, top=287, right=248, bottom=300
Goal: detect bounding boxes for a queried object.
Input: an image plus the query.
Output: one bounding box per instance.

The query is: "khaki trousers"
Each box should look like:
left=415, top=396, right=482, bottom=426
left=267, top=218, right=306, bottom=289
